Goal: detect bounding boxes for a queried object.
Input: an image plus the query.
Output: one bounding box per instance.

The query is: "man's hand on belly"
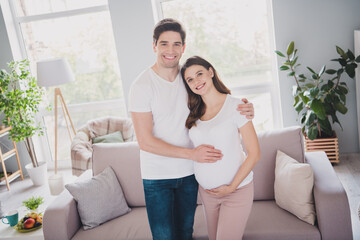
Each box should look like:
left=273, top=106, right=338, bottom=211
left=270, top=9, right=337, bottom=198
left=191, top=145, right=223, bottom=163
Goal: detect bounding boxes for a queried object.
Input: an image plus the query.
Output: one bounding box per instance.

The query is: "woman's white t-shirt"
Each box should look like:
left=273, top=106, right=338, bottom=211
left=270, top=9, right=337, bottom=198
left=189, top=94, right=252, bottom=190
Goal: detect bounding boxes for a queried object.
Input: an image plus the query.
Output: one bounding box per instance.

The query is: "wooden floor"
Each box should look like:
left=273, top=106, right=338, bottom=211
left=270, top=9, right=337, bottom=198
left=0, top=154, right=359, bottom=239
left=333, top=153, right=360, bottom=240
left=0, top=168, right=77, bottom=216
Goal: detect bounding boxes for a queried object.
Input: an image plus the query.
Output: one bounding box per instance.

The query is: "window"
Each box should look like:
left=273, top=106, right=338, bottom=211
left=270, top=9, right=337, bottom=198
left=8, top=0, right=126, bottom=161
left=155, top=0, right=282, bottom=131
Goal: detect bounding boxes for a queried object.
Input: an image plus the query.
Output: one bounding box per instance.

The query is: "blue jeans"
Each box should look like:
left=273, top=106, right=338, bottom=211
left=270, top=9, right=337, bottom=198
left=143, top=174, right=198, bottom=240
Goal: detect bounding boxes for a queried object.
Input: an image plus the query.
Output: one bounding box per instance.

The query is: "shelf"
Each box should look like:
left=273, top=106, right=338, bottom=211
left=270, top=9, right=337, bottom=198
left=0, top=125, right=23, bottom=190
left=0, top=127, right=11, bottom=138
left=0, top=169, right=21, bottom=184
left=2, top=149, right=16, bottom=161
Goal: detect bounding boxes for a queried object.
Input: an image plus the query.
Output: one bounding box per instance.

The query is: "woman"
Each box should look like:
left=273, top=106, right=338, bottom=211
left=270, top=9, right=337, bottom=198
left=180, top=56, right=261, bottom=240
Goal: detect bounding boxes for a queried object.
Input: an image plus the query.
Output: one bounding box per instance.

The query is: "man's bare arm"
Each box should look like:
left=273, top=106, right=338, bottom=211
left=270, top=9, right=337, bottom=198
left=131, top=112, right=222, bottom=163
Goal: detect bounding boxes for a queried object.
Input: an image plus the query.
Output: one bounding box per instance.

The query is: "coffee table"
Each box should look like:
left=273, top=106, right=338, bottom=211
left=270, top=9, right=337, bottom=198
left=0, top=201, right=53, bottom=240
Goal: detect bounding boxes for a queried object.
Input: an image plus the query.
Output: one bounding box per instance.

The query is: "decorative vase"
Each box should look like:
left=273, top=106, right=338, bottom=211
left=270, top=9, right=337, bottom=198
left=48, top=174, right=64, bottom=195
left=25, top=161, right=48, bottom=186
left=304, top=131, right=339, bottom=163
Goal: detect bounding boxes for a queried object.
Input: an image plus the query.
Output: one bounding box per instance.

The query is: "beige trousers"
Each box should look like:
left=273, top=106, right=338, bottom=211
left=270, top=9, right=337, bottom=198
left=199, top=181, right=254, bottom=240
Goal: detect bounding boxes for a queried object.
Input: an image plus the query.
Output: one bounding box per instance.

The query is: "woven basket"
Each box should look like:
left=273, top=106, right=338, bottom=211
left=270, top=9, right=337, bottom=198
left=304, top=131, right=339, bottom=163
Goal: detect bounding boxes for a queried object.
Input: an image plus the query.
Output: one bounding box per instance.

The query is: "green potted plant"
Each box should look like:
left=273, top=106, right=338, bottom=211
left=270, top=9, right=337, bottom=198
left=0, top=59, right=48, bottom=185
left=22, top=196, right=44, bottom=211
left=276, top=42, right=360, bottom=162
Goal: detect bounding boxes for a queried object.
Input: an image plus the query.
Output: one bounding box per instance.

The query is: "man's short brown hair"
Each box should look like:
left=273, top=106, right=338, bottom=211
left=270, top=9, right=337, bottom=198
left=153, top=18, right=186, bottom=45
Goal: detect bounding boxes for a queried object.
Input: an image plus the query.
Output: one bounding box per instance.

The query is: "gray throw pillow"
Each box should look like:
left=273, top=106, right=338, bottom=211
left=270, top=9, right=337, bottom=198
left=65, top=166, right=131, bottom=230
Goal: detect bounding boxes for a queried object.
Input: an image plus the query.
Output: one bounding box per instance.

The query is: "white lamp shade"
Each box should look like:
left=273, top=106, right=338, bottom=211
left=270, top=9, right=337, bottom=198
left=37, top=58, right=75, bottom=87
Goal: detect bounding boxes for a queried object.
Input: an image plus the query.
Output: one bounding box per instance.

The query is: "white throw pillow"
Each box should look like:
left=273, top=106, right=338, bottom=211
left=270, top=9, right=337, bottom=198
left=66, top=166, right=131, bottom=230
left=274, top=150, right=316, bottom=225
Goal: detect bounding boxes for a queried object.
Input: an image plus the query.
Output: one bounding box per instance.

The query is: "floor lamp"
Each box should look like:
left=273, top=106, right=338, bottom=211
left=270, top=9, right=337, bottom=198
left=37, top=58, right=75, bottom=194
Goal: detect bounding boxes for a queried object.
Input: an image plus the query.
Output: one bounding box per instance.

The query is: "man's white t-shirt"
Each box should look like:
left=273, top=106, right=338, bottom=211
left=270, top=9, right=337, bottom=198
left=128, top=68, right=194, bottom=180
left=189, top=94, right=252, bottom=190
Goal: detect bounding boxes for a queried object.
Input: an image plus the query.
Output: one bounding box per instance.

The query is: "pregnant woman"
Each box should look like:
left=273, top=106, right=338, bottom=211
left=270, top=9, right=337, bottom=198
left=181, top=56, right=261, bottom=240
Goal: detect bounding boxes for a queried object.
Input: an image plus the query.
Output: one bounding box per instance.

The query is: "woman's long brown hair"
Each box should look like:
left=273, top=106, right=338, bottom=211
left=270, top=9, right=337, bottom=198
left=181, top=56, right=231, bottom=129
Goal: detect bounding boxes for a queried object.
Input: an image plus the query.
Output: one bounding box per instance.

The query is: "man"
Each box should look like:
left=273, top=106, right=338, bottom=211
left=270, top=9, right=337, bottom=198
left=129, top=18, right=254, bottom=240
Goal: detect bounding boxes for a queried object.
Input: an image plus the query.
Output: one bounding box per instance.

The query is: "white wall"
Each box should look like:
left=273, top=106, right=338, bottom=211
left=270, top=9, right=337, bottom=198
left=0, top=5, right=12, bottom=69
left=272, top=0, right=360, bottom=153
left=108, top=0, right=156, bottom=109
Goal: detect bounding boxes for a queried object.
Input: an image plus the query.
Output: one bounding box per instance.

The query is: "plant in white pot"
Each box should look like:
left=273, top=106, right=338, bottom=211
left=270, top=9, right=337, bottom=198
left=0, top=59, right=48, bottom=185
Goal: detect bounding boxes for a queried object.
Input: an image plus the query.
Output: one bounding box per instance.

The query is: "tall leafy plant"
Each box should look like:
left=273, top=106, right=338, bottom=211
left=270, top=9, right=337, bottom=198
left=0, top=59, right=46, bottom=168
left=276, top=42, right=360, bottom=140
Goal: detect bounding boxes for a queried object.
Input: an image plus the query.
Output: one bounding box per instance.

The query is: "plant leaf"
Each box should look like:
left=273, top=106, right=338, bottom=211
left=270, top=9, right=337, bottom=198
left=355, top=55, right=360, bottom=63
left=280, top=66, right=290, bottom=71
left=275, top=50, right=285, bottom=57
left=307, top=125, right=318, bottom=140
left=295, top=101, right=303, bottom=113
left=292, top=85, right=299, bottom=96
left=335, top=102, right=348, bottom=114
left=336, top=46, right=347, bottom=59
left=319, top=65, right=326, bottom=76
left=345, top=64, right=355, bottom=78
left=347, top=49, right=355, bottom=60
left=307, top=67, right=316, bottom=74
left=325, top=69, right=337, bottom=75
left=287, top=41, right=295, bottom=56
left=310, top=99, right=326, bottom=120
left=310, top=87, right=319, bottom=98
left=288, top=71, right=295, bottom=77
left=318, top=118, right=332, bottom=136
left=339, top=59, right=347, bottom=66
left=305, top=111, right=316, bottom=126
left=337, top=69, right=344, bottom=76
left=301, top=114, right=306, bottom=124
left=299, top=92, right=309, bottom=104
left=338, top=85, right=348, bottom=94
left=339, top=93, right=346, bottom=104
left=290, top=56, right=298, bottom=66
left=299, top=74, right=306, bottom=79
left=293, top=95, right=300, bottom=106
left=305, top=83, right=316, bottom=88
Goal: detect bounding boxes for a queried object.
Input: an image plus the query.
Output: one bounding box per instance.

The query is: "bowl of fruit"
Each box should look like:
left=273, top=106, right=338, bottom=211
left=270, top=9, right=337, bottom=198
left=13, top=212, right=43, bottom=232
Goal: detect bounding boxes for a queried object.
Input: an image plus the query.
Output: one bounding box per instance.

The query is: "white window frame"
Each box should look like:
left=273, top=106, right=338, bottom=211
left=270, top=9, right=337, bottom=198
left=152, top=0, right=283, bottom=129
left=1, top=1, right=125, bottom=166
left=2, top=1, right=123, bottom=117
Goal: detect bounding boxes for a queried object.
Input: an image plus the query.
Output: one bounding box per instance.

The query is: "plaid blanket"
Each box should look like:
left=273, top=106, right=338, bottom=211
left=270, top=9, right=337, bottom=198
left=71, top=117, right=135, bottom=176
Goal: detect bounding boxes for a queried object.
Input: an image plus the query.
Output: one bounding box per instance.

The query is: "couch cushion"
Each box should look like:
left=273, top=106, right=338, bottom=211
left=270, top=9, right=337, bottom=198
left=253, top=126, right=304, bottom=200
left=92, top=131, right=124, bottom=144
left=244, top=201, right=320, bottom=240
left=92, top=142, right=145, bottom=207
left=275, top=150, right=315, bottom=225
left=72, top=206, right=208, bottom=240
left=71, top=201, right=320, bottom=240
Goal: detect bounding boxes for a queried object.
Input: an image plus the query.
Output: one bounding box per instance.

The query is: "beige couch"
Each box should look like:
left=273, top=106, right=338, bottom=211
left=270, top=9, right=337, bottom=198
left=43, top=126, right=353, bottom=240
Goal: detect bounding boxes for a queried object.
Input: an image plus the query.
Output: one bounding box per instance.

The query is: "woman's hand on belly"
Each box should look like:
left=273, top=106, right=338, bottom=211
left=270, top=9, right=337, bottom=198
left=205, top=184, right=237, bottom=197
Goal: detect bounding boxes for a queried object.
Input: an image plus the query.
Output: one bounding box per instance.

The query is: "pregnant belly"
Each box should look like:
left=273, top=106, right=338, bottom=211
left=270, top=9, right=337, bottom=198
left=194, top=160, right=240, bottom=190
